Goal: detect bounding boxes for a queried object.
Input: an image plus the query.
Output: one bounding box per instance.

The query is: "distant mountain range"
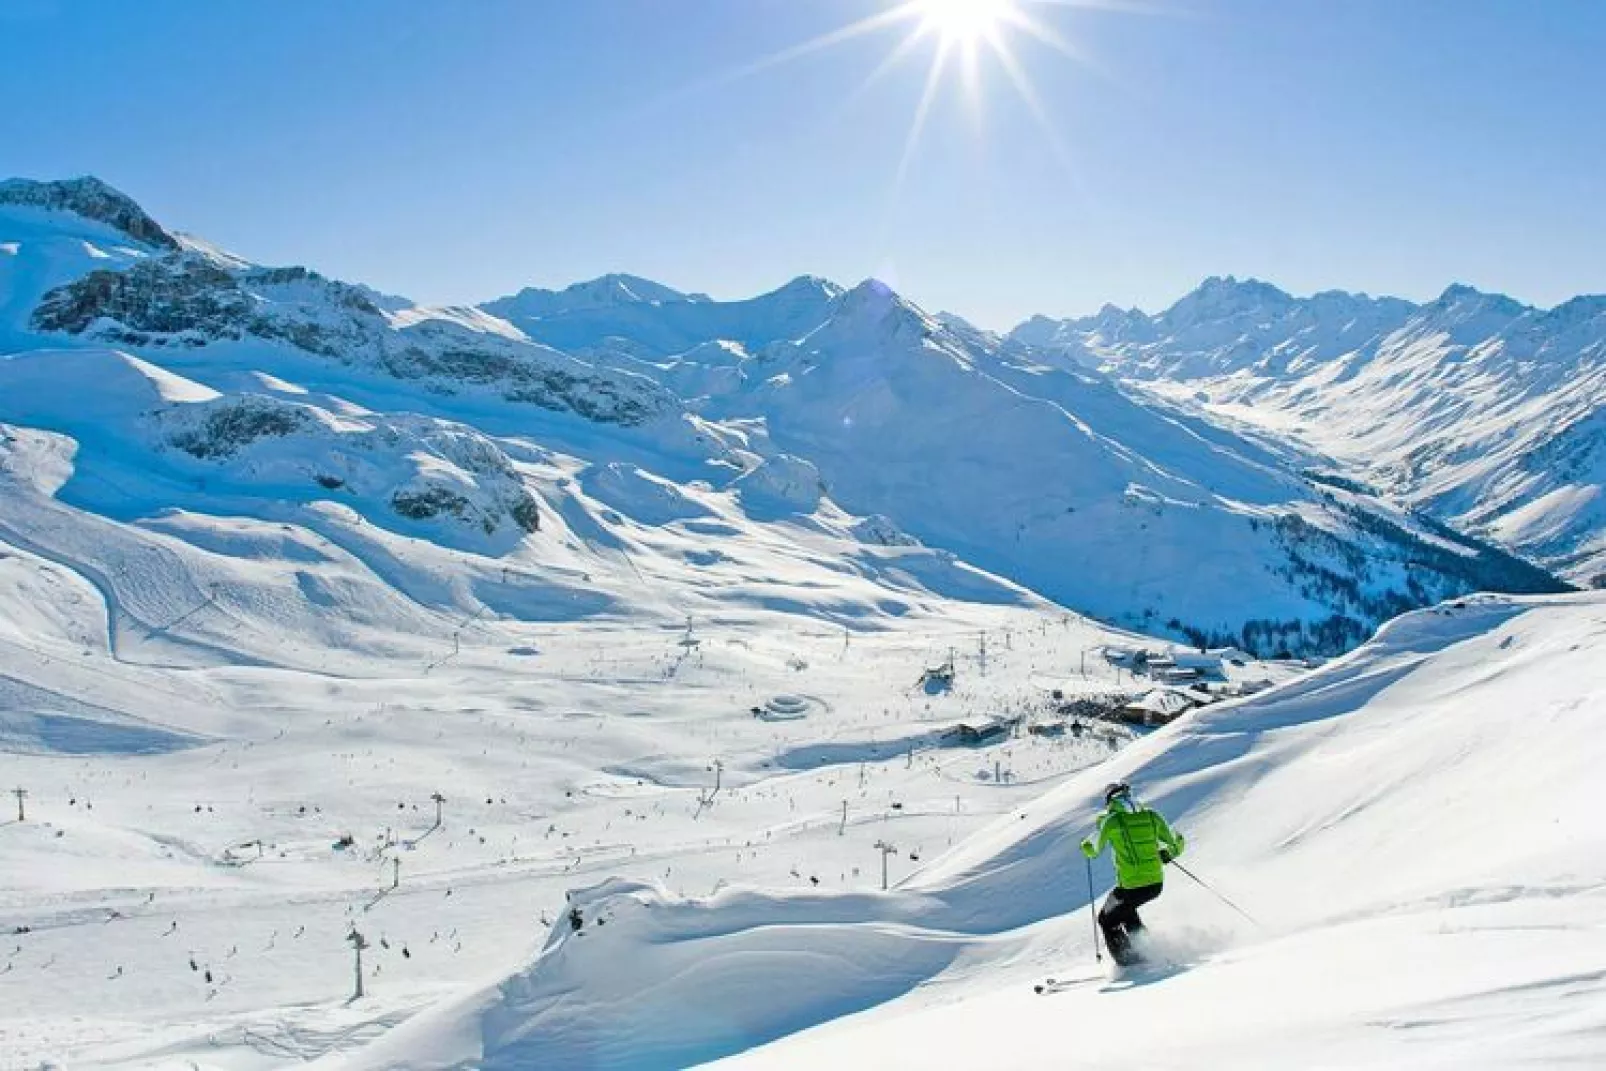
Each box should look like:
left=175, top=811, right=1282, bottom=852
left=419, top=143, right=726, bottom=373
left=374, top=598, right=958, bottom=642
left=1010, top=275, right=1606, bottom=585
left=0, top=176, right=1585, bottom=658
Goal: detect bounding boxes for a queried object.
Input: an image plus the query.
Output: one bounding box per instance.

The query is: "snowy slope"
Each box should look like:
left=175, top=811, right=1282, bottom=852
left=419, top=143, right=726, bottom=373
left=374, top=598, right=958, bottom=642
left=4, top=177, right=1566, bottom=657
left=0, top=431, right=1216, bottom=1069
left=322, top=591, right=1606, bottom=1070
left=1, top=176, right=1601, bottom=1070
left=621, top=276, right=1563, bottom=653
left=1014, top=277, right=1606, bottom=585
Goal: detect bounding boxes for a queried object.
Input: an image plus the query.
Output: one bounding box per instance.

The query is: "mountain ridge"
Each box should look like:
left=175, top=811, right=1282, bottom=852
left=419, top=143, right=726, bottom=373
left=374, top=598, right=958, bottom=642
left=0, top=176, right=1578, bottom=653
left=1007, top=275, right=1606, bottom=585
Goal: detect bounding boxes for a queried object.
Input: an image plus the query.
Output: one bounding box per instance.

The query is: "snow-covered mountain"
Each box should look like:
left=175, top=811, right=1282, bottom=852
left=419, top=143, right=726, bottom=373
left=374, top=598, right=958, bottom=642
left=1013, top=276, right=1606, bottom=586
left=0, top=178, right=1568, bottom=660
left=482, top=273, right=708, bottom=322
left=693, top=279, right=1569, bottom=652
left=3, top=177, right=1603, bottom=1071
left=483, top=274, right=844, bottom=360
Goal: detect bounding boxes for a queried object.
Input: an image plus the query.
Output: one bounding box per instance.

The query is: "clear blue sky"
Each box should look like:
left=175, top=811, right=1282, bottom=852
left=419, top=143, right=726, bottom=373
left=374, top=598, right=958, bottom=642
left=4, top=0, right=1604, bottom=328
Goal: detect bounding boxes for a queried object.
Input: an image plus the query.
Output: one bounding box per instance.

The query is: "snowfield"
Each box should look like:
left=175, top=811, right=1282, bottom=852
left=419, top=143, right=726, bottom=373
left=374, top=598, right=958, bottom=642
left=1, top=176, right=1603, bottom=1069
left=310, top=592, right=1606, bottom=1070
left=0, top=498, right=1188, bottom=1068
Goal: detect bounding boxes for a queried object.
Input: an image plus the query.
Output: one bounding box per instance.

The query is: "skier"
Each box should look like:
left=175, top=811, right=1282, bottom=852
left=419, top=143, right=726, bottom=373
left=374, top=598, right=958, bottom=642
left=1080, top=780, right=1184, bottom=966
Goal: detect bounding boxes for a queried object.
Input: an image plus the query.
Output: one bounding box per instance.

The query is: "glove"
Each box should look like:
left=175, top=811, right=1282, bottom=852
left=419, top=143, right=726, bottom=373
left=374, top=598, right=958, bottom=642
left=1080, top=840, right=1096, bottom=859
left=1159, top=849, right=1173, bottom=865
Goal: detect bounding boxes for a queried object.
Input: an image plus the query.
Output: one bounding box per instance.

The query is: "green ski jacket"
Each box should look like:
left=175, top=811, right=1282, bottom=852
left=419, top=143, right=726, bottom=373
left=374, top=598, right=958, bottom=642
left=1080, top=798, right=1184, bottom=889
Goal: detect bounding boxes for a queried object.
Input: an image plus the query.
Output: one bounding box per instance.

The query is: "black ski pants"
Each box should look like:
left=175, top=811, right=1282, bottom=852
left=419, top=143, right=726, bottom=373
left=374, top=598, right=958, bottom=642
left=1099, top=881, right=1163, bottom=948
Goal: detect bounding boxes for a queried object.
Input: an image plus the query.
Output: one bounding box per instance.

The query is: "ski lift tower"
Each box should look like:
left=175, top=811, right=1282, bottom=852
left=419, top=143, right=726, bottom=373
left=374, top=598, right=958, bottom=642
left=874, top=839, right=898, bottom=891
left=347, top=927, right=371, bottom=999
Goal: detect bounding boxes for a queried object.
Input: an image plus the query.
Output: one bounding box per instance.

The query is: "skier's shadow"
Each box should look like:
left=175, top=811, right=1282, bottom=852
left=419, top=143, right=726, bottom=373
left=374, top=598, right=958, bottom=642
left=1100, top=960, right=1191, bottom=992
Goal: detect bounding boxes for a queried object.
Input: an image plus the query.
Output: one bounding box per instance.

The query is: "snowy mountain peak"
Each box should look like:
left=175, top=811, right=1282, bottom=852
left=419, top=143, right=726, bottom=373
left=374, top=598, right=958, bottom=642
left=476, top=273, right=848, bottom=359
left=586, top=272, right=703, bottom=306
left=772, top=274, right=846, bottom=304
left=1005, top=270, right=1606, bottom=583
left=795, top=273, right=844, bottom=293
left=1085, top=302, right=1155, bottom=340
left=482, top=273, right=700, bottom=323
left=1160, top=275, right=1295, bottom=324
left=1535, top=293, right=1606, bottom=330
left=1429, top=282, right=1529, bottom=317
left=934, top=310, right=996, bottom=345
left=839, top=276, right=895, bottom=305
left=0, top=175, right=178, bottom=251
left=1437, top=281, right=1496, bottom=302
left=824, top=278, right=937, bottom=339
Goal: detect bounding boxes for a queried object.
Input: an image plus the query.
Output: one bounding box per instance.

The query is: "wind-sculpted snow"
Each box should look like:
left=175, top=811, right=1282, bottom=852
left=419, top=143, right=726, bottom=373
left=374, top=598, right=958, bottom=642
left=583, top=462, right=716, bottom=526
left=325, top=591, right=1606, bottom=1070
left=330, top=878, right=972, bottom=1071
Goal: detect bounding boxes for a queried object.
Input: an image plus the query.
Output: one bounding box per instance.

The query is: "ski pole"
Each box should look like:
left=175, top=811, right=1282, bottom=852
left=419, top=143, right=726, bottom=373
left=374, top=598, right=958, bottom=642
left=1170, top=859, right=1261, bottom=928
left=1086, top=856, right=1102, bottom=963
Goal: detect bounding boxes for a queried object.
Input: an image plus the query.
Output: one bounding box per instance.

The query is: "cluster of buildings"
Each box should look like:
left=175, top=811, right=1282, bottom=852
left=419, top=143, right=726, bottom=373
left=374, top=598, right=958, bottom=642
left=1103, top=646, right=1276, bottom=726
left=928, top=643, right=1288, bottom=753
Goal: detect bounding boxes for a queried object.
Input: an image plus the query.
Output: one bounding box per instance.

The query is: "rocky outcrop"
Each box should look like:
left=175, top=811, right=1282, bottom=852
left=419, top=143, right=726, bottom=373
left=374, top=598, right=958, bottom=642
left=0, top=176, right=179, bottom=250
left=33, top=256, right=253, bottom=345
left=169, top=397, right=313, bottom=459
left=157, top=396, right=546, bottom=542
left=30, top=254, right=671, bottom=428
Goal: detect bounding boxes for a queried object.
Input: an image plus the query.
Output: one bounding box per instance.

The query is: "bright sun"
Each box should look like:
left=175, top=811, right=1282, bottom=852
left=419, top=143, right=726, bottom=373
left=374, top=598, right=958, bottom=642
left=916, top=0, right=1017, bottom=45
left=707, top=0, right=1124, bottom=193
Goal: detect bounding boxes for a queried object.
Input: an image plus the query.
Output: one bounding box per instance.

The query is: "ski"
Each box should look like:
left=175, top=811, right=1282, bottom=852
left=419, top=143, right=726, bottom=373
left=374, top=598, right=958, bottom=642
left=1033, top=972, right=1102, bottom=995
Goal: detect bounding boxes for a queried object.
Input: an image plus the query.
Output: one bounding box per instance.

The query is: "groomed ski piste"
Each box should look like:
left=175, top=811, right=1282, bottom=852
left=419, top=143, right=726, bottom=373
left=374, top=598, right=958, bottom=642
left=316, top=591, right=1606, bottom=1070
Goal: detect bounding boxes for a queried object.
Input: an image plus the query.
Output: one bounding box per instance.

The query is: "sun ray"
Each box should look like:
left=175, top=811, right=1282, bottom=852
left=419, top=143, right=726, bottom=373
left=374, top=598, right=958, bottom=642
left=956, top=36, right=988, bottom=124
left=998, top=4, right=1102, bottom=70
left=840, top=23, right=932, bottom=112
left=642, top=0, right=1159, bottom=205
left=643, top=2, right=924, bottom=116
left=1007, top=4, right=1137, bottom=95
left=1028, top=0, right=1187, bottom=16
left=986, top=32, right=1080, bottom=179
left=721, top=3, right=923, bottom=82
left=891, top=39, right=955, bottom=204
